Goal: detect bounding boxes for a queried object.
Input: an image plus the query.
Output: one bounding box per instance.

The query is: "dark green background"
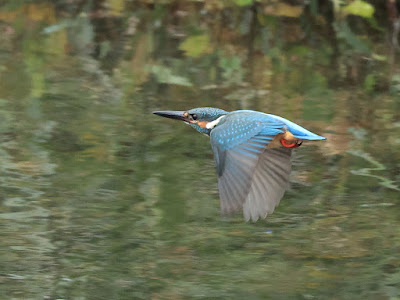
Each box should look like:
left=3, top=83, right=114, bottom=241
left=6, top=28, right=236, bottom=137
left=0, top=1, right=399, bottom=299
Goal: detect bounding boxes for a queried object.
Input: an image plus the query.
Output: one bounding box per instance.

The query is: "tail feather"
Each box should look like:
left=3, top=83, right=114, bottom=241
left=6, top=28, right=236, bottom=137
left=293, top=133, right=326, bottom=141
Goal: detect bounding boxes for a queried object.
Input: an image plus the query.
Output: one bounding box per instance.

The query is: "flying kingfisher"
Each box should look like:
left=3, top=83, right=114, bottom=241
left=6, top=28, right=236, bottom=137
left=153, top=107, right=326, bottom=222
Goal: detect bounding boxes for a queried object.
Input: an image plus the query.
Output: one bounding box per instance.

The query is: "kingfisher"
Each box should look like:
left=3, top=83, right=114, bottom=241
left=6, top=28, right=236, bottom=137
left=153, top=107, right=326, bottom=222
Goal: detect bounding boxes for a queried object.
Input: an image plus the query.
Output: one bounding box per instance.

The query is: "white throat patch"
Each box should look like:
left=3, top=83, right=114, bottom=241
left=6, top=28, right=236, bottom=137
left=206, top=116, right=225, bottom=129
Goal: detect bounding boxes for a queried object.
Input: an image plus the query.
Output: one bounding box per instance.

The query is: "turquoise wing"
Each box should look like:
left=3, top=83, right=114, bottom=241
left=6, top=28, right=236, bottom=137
left=210, top=112, right=293, bottom=221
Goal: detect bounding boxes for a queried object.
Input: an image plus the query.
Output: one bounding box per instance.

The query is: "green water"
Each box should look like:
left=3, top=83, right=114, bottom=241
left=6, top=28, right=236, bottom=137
left=0, top=1, right=399, bottom=299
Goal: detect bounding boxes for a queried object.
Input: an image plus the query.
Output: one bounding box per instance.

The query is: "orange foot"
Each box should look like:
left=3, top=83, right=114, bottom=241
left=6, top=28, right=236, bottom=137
left=280, top=139, right=302, bottom=148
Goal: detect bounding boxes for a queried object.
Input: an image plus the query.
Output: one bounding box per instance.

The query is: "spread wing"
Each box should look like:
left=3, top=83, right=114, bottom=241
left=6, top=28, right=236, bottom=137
left=242, top=147, right=291, bottom=221
left=210, top=112, right=292, bottom=221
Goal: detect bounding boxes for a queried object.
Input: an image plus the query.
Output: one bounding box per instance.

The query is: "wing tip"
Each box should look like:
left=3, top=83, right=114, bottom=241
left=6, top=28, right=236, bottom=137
left=244, top=209, right=275, bottom=222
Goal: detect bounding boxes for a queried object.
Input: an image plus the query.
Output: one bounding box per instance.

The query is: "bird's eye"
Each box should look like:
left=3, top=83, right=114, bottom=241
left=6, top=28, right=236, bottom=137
left=191, top=114, right=198, bottom=120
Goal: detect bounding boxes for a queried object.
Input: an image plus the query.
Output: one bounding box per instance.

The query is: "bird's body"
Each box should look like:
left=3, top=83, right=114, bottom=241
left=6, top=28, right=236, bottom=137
left=153, top=107, right=325, bottom=221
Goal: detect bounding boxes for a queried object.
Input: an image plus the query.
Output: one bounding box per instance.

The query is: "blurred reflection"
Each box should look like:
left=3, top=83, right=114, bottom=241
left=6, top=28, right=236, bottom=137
left=0, top=1, right=399, bottom=299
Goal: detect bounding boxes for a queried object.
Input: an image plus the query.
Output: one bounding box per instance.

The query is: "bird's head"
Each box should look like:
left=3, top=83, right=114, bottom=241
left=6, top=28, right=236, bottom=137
left=153, top=107, right=228, bottom=135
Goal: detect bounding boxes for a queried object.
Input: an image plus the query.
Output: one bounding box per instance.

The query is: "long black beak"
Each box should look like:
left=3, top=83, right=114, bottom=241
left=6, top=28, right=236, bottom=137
left=152, top=110, right=189, bottom=122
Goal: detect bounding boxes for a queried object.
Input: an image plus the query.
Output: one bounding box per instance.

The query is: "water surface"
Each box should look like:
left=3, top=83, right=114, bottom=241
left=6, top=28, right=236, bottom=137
left=0, top=2, right=399, bottom=299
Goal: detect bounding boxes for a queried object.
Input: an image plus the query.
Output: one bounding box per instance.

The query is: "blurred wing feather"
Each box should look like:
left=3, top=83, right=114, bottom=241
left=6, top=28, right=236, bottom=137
left=213, top=137, right=269, bottom=213
left=243, top=148, right=292, bottom=221
left=210, top=113, right=292, bottom=219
